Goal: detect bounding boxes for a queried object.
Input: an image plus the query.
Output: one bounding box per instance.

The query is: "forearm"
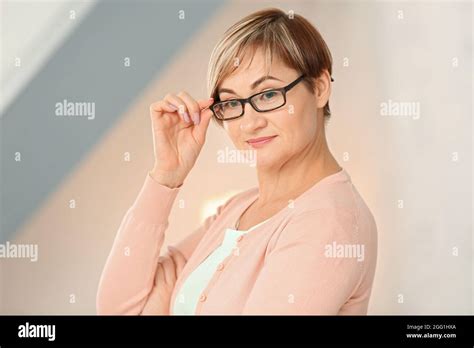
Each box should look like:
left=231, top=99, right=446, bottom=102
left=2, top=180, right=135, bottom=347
left=96, top=173, right=180, bottom=315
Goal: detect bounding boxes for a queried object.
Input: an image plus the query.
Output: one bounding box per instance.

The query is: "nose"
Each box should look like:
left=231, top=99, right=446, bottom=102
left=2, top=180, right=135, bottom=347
left=239, top=102, right=266, bottom=131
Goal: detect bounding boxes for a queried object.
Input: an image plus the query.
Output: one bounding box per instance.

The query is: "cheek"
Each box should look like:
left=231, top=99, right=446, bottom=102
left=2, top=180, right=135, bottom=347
left=224, top=123, right=242, bottom=146
left=274, top=106, right=316, bottom=148
left=294, top=98, right=318, bottom=132
left=273, top=107, right=307, bottom=136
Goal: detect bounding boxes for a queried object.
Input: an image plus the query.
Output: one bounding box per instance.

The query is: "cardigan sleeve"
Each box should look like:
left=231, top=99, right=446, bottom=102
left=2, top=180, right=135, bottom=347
left=241, top=208, right=365, bottom=315
left=96, top=173, right=233, bottom=315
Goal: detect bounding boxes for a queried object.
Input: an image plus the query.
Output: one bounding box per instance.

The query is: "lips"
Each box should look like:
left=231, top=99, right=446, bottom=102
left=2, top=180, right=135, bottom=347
left=247, top=135, right=277, bottom=143
left=246, top=135, right=277, bottom=147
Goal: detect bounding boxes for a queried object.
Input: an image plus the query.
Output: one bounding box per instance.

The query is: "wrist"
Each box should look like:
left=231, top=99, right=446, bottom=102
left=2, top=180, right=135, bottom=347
left=148, top=170, right=183, bottom=189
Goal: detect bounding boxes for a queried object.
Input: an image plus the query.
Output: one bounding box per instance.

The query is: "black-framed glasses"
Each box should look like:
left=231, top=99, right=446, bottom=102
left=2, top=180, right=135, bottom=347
left=210, top=74, right=307, bottom=121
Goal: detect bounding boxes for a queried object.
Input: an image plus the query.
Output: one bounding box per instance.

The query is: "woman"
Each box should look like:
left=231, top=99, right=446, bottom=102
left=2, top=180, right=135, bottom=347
left=97, top=8, right=377, bottom=315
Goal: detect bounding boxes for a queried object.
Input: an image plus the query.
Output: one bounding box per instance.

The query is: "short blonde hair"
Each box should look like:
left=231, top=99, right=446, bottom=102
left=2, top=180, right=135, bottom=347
left=207, top=8, right=333, bottom=125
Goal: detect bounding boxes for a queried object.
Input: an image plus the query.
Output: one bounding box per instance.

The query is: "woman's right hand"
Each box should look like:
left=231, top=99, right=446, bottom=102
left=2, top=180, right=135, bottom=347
left=141, top=246, right=187, bottom=315
left=149, top=92, right=214, bottom=188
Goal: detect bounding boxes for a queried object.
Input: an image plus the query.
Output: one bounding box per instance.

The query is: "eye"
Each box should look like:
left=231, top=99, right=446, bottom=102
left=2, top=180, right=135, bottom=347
left=224, top=100, right=240, bottom=108
left=260, top=90, right=278, bottom=100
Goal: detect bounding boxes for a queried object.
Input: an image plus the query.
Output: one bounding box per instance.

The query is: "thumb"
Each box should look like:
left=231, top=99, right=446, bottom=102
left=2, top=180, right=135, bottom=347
left=193, top=108, right=213, bottom=144
left=193, top=97, right=214, bottom=143
left=198, top=97, right=214, bottom=109
left=168, top=246, right=187, bottom=276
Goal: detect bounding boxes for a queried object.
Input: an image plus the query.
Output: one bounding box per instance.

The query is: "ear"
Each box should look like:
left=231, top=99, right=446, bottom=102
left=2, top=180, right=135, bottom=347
left=314, top=69, right=331, bottom=110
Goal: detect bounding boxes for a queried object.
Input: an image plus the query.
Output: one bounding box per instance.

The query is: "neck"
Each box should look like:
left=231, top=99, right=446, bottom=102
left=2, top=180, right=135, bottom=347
left=255, top=129, right=341, bottom=208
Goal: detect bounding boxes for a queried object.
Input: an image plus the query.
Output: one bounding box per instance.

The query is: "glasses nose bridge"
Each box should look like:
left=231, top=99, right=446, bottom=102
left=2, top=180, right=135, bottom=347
left=239, top=97, right=267, bottom=125
left=241, top=96, right=257, bottom=114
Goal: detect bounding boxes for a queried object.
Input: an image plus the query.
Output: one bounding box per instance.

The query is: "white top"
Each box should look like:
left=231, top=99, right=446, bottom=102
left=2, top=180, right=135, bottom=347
left=171, top=218, right=270, bottom=315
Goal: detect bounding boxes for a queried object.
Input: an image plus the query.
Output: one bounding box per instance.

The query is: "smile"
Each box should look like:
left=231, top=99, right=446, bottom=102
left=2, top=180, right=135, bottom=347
left=246, top=135, right=277, bottom=148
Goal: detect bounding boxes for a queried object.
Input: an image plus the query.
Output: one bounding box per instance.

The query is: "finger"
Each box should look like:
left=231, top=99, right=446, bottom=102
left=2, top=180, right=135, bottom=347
left=150, top=100, right=179, bottom=115
left=161, top=255, right=177, bottom=285
left=155, top=262, right=166, bottom=285
left=197, top=97, right=214, bottom=110
left=177, top=91, right=201, bottom=125
left=155, top=256, right=165, bottom=284
left=164, top=94, right=191, bottom=123
left=158, top=255, right=171, bottom=284
left=193, top=107, right=213, bottom=143
left=151, top=95, right=182, bottom=124
left=196, top=98, right=214, bottom=136
left=168, top=246, right=187, bottom=276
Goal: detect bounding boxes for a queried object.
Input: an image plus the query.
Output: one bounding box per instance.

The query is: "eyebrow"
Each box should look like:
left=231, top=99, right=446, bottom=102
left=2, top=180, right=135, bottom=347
left=218, top=75, right=283, bottom=96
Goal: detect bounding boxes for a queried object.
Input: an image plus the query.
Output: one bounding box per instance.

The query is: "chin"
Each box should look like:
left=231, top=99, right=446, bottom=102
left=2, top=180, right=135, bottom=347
left=255, top=154, right=280, bottom=168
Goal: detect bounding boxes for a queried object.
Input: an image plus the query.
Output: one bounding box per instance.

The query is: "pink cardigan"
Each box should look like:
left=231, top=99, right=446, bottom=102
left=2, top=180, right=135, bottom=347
left=96, top=168, right=377, bottom=315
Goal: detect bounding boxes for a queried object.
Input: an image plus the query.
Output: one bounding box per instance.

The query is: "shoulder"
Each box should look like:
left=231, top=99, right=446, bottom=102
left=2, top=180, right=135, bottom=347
left=288, top=170, right=377, bottom=243
left=291, top=169, right=360, bottom=212
left=268, top=171, right=377, bottom=261
left=272, top=207, right=360, bottom=251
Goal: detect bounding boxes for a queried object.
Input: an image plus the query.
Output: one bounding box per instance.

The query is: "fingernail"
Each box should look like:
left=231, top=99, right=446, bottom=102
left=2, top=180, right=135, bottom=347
left=167, top=246, right=176, bottom=253
left=192, top=112, right=200, bottom=125
left=168, top=103, right=178, bottom=111
left=183, top=112, right=190, bottom=123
